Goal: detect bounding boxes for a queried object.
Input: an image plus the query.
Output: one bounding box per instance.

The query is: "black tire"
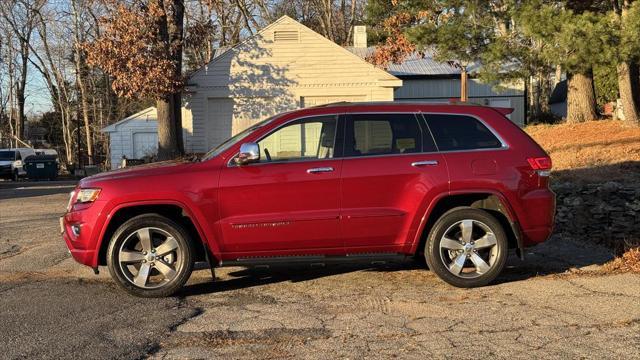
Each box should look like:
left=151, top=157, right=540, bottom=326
left=107, top=214, right=194, bottom=297
left=12, top=170, right=19, bottom=182
left=424, top=207, right=508, bottom=288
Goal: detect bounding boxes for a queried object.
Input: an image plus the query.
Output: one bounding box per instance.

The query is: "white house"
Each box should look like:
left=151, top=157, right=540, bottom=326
left=104, top=16, right=526, bottom=168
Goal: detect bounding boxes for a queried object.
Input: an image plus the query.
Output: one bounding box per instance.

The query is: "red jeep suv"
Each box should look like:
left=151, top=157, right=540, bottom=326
left=61, top=103, right=555, bottom=297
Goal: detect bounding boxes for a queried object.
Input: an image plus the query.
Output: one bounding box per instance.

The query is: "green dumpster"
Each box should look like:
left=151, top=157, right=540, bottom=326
left=24, top=155, right=59, bottom=180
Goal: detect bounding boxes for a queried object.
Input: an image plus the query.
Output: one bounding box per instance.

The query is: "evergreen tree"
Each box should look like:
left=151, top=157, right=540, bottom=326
left=366, top=0, right=640, bottom=124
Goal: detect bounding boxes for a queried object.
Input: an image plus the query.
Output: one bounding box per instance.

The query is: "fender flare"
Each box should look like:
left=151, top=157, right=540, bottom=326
left=410, top=189, right=524, bottom=258
left=95, top=199, right=221, bottom=266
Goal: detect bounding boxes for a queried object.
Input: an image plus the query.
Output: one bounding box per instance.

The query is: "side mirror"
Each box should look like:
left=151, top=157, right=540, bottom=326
left=235, top=142, right=260, bottom=165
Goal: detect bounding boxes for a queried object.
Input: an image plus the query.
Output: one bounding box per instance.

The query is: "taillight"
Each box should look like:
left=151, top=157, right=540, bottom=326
left=527, top=157, right=552, bottom=177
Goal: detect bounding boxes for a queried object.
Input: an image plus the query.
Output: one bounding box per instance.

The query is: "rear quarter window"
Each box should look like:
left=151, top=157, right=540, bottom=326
left=425, top=114, right=503, bottom=151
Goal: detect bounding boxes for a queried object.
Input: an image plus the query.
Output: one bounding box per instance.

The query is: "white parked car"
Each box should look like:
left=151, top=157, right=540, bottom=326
left=0, top=148, right=36, bottom=181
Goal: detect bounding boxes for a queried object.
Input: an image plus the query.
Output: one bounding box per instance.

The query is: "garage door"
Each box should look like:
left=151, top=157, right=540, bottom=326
left=205, top=98, right=234, bottom=149
left=300, top=95, right=366, bottom=108
left=133, top=132, right=158, bottom=158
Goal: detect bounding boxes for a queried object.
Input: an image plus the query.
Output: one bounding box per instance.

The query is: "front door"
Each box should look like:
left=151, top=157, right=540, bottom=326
left=339, top=113, right=449, bottom=253
left=218, top=115, right=343, bottom=256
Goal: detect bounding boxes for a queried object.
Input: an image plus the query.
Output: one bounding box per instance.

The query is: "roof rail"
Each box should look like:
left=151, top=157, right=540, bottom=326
left=309, top=101, right=353, bottom=108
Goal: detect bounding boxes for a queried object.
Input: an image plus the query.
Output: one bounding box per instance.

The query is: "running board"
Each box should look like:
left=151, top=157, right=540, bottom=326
left=219, top=253, right=410, bottom=268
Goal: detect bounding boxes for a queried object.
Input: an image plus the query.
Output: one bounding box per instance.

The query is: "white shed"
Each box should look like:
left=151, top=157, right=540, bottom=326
left=102, top=107, right=192, bottom=169
left=101, top=107, right=158, bottom=169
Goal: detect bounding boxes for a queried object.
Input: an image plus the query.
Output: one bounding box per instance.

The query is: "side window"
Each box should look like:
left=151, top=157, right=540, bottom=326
left=425, top=114, right=503, bottom=151
left=257, top=116, right=336, bottom=163
left=15, top=151, right=21, bottom=161
left=344, top=114, right=435, bottom=157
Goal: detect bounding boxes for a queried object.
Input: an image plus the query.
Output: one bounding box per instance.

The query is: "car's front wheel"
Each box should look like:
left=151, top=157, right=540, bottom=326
left=425, top=207, right=508, bottom=288
left=107, top=214, right=194, bottom=297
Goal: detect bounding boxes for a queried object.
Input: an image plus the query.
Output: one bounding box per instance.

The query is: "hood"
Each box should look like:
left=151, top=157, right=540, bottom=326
left=80, top=159, right=192, bottom=186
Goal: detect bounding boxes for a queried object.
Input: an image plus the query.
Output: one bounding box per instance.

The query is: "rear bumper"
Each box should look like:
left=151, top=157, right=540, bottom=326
left=519, top=188, right=556, bottom=246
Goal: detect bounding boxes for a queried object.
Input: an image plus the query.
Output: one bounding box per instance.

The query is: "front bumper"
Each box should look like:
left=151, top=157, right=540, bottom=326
left=60, top=201, right=107, bottom=268
left=0, top=166, right=12, bottom=177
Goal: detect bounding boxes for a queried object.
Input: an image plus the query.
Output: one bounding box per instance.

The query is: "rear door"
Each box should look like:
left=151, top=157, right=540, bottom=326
left=424, top=112, right=509, bottom=196
left=339, top=113, right=449, bottom=253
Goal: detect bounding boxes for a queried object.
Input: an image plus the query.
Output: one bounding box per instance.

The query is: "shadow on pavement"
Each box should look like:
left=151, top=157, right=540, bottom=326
left=179, top=236, right=613, bottom=297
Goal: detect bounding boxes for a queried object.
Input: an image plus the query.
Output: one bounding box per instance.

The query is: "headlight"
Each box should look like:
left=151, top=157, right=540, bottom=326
left=76, top=188, right=101, bottom=203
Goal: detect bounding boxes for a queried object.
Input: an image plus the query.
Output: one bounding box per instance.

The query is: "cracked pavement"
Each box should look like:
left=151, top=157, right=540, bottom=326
left=1, top=181, right=639, bottom=359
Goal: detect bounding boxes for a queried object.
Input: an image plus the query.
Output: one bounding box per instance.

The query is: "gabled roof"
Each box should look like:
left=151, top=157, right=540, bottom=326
left=189, top=16, right=400, bottom=85
left=101, top=107, right=157, bottom=132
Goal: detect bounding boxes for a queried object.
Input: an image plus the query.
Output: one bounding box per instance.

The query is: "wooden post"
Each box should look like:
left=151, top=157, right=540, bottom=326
left=460, top=68, right=468, bottom=102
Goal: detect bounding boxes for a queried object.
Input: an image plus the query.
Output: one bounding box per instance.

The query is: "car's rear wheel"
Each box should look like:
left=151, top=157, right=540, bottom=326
left=107, top=214, right=194, bottom=297
left=425, top=207, right=508, bottom=288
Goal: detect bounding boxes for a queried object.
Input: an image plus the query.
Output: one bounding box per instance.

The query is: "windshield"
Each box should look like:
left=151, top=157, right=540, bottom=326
left=201, top=115, right=279, bottom=161
left=0, top=151, right=16, bottom=161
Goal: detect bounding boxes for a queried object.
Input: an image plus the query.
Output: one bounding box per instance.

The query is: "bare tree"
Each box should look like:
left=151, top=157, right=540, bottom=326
left=71, top=0, right=94, bottom=163
left=0, top=0, right=45, bottom=140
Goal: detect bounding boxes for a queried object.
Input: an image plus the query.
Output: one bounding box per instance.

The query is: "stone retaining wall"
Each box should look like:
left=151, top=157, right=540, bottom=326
left=553, top=181, right=640, bottom=251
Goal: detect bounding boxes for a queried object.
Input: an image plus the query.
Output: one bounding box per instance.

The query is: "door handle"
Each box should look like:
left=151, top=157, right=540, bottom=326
left=307, top=167, right=334, bottom=174
left=411, top=160, right=439, bottom=167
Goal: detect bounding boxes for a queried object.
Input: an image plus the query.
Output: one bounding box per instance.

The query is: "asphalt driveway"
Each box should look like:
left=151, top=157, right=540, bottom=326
left=0, top=181, right=638, bottom=359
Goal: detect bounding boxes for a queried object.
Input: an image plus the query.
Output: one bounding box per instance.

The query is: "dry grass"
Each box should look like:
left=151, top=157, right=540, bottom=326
left=603, top=247, right=640, bottom=274
left=525, top=120, right=640, bottom=183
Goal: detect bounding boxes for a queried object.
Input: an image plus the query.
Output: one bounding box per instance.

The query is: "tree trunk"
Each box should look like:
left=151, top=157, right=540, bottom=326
left=554, top=64, right=562, bottom=86
left=617, top=61, right=639, bottom=125
left=631, top=62, right=640, bottom=113
left=72, top=0, right=94, bottom=163
left=156, top=97, right=182, bottom=159
left=155, top=0, right=185, bottom=160
left=16, top=44, right=28, bottom=140
left=539, top=72, right=551, bottom=114
left=566, top=71, right=598, bottom=123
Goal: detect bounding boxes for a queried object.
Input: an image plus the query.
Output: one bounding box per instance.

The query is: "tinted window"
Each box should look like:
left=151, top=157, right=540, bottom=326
left=257, top=116, right=336, bottom=162
left=426, top=114, right=502, bottom=151
left=344, top=114, right=435, bottom=157
left=0, top=151, right=16, bottom=161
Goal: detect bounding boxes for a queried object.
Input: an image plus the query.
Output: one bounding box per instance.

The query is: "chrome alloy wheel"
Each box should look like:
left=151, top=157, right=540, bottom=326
left=438, top=219, right=499, bottom=279
left=117, top=227, right=184, bottom=289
